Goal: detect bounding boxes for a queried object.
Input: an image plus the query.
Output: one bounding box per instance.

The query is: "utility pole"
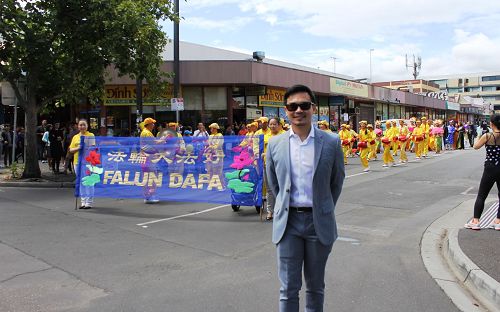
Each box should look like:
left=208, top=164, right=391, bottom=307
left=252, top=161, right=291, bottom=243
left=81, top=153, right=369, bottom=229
left=369, top=49, right=374, bottom=83
left=330, top=56, right=338, bottom=74
left=173, top=0, right=180, bottom=125
left=406, top=54, right=422, bottom=79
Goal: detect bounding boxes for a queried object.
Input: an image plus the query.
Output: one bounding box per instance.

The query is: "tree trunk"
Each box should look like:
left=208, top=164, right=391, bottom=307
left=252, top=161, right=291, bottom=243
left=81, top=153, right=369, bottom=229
left=22, top=98, right=41, bottom=178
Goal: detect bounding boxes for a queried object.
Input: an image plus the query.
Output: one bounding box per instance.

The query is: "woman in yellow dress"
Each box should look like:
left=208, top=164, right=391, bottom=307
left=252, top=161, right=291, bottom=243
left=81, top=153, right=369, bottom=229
left=264, top=117, right=286, bottom=220
left=382, top=121, right=395, bottom=167
left=412, top=119, right=425, bottom=159
left=367, top=124, right=377, bottom=161
left=338, top=124, right=351, bottom=165
left=398, top=119, right=410, bottom=163
left=357, top=121, right=371, bottom=172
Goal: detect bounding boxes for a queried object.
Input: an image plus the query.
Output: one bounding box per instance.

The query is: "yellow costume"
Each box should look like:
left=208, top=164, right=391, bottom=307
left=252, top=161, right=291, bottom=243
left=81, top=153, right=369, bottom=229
left=205, top=132, right=225, bottom=186
left=398, top=124, right=409, bottom=162
left=338, top=126, right=352, bottom=165
left=391, top=122, right=399, bottom=156
left=412, top=125, right=424, bottom=158
left=382, top=123, right=394, bottom=166
left=420, top=118, right=430, bottom=157
left=367, top=126, right=377, bottom=160
left=358, top=126, right=370, bottom=170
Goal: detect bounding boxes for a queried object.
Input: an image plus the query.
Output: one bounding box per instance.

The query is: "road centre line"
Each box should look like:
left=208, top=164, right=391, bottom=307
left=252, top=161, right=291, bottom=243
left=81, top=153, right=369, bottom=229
left=137, top=204, right=230, bottom=227
left=346, top=172, right=369, bottom=179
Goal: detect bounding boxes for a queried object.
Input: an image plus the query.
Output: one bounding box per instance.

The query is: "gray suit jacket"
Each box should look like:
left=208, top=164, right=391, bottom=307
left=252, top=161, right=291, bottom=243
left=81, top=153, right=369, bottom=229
left=266, top=127, right=345, bottom=245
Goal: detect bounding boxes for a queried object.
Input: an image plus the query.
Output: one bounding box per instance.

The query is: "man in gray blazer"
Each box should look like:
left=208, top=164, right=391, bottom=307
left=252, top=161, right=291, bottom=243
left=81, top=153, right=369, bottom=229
left=266, top=85, right=345, bottom=312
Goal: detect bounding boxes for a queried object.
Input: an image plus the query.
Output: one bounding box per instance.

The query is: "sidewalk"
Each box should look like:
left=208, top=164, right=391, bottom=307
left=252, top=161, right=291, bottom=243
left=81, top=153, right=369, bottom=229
left=422, top=199, right=500, bottom=312
left=0, top=161, right=75, bottom=188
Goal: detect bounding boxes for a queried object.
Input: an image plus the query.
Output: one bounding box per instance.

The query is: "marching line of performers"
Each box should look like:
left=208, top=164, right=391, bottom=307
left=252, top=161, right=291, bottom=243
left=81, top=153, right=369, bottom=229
left=337, top=117, right=457, bottom=172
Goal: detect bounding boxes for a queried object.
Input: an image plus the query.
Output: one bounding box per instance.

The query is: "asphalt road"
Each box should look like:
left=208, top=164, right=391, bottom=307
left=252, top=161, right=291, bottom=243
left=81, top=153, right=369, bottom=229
left=0, top=149, right=485, bottom=312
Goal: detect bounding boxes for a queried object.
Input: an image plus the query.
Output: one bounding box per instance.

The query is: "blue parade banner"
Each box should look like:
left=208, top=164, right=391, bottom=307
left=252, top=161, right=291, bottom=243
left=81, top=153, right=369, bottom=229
left=74, top=134, right=264, bottom=206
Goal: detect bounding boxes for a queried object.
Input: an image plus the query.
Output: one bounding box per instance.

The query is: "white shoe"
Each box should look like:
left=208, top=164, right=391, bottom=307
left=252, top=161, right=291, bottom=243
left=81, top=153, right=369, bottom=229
left=382, top=164, right=388, bottom=167
left=144, top=199, right=160, bottom=204
left=415, top=157, right=420, bottom=160
left=363, top=167, right=370, bottom=172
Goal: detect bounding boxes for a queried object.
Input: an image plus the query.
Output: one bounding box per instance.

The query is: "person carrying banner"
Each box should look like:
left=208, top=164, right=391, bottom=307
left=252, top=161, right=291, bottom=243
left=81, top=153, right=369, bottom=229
left=382, top=121, right=394, bottom=167
left=263, top=117, right=286, bottom=221
left=69, top=119, right=95, bottom=209
left=358, top=121, right=370, bottom=172
left=140, top=118, right=162, bottom=204
left=338, top=124, right=351, bottom=165
left=205, top=123, right=225, bottom=188
left=166, top=122, right=186, bottom=176
left=398, top=119, right=409, bottom=163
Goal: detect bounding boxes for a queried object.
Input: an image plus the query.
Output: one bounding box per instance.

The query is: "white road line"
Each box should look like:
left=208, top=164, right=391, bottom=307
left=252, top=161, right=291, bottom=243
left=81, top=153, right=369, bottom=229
left=137, top=204, right=230, bottom=227
left=0, top=188, right=4, bottom=192
left=460, top=187, right=474, bottom=195
left=346, top=172, right=369, bottom=178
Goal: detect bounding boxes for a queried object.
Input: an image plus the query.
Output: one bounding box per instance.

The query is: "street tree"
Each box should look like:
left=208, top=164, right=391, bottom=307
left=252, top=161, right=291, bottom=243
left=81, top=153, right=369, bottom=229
left=0, top=0, right=176, bottom=178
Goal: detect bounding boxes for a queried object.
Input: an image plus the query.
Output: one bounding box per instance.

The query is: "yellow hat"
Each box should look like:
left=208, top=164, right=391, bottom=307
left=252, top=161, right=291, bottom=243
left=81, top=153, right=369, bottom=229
left=144, top=117, right=156, bottom=126
left=359, top=120, right=367, bottom=125
left=346, top=125, right=351, bottom=129
left=257, top=117, right=269, bottom=123
left=249, top=122, right=258, bottom=128
left=168, top=122, right=178, bottom=127
left=421, top=117, right=427, bottom=120
left=208, top=123, right=220, bottom=129
left=367, top=124, right=373, bottom=128
left=385, top=121, right=391, bottom=125
left=341, top=124, right=346, bottom=127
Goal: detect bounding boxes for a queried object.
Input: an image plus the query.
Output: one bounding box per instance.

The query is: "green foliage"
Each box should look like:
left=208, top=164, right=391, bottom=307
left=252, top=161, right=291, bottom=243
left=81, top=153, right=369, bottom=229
left=9, top=162, right=23, bottom=179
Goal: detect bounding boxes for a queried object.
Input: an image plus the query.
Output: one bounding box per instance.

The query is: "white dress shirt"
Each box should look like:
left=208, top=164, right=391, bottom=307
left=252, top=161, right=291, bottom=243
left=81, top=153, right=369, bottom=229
left=288, top=126, right=315, bottom=207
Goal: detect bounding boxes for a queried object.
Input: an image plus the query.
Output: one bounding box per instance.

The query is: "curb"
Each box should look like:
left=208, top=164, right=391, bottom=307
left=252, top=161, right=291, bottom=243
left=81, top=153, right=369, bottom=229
left=0, top=181, right=75, bottom=188
left=445, top=229, right=500, bottom=312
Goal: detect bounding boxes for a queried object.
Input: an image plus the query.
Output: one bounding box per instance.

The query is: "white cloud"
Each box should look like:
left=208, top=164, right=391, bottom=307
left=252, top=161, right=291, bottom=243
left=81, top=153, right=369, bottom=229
left=183, top=16, right=253, bottom=32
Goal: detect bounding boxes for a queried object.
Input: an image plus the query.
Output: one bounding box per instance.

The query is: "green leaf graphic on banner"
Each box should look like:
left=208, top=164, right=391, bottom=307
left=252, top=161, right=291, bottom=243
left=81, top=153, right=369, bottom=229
left=82, top=174, right=101, bottom=186
left=228, top=179, right=255, bottom=193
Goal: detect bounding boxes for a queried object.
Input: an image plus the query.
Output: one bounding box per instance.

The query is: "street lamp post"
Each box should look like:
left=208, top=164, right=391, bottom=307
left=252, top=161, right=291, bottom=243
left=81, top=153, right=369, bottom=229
left=369, top=49, right=374, bottom=83
left=330, top=56, right=338, bottom=74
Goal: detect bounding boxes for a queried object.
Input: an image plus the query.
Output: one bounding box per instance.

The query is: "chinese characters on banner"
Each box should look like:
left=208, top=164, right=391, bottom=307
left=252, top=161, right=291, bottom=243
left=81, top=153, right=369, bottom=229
left=75, top=135, right=264, bottom=206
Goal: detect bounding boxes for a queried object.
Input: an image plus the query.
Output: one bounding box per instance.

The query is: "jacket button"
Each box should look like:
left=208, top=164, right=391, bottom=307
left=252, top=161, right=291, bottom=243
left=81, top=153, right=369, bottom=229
left=285, top=208, right=288, bottom=211
left=286, top=189, right=290, bottom=192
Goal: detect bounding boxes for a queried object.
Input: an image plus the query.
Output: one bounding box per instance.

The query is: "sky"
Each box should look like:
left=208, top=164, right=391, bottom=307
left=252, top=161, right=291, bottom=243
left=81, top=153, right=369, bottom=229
left=163, top=0, right=500, bottom=82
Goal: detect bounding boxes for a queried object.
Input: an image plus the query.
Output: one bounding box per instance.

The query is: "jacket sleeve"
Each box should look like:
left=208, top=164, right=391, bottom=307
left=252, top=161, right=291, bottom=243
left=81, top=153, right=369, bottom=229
left=330, top=137, right=345, bottom=206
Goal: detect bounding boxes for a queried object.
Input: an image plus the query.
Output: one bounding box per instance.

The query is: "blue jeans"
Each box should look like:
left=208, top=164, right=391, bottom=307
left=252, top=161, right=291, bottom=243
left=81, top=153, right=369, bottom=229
left=277, top=210, right=333, bottom=312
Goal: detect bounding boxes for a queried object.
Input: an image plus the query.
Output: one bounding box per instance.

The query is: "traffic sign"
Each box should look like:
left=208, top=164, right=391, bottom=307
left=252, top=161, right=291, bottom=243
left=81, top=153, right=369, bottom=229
left=171, top=98, right=184, bottom=111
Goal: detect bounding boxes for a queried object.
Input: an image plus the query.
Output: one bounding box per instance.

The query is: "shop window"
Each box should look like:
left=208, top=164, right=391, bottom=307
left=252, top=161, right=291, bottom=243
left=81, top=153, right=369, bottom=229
left=183, top=87, right=203, bottom=110
left=204, top=87, right=227, bottom=110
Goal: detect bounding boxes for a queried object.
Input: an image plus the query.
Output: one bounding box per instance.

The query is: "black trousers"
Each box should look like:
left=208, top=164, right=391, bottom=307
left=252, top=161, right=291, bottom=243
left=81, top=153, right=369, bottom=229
left=3, top=146, right=12, bottom=166
left=474, top=164, right=500, bottom=219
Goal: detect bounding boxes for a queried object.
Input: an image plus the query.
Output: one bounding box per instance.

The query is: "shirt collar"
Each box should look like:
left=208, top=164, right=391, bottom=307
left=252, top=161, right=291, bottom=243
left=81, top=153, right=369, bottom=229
left=289, top=125, right=315, bottom=139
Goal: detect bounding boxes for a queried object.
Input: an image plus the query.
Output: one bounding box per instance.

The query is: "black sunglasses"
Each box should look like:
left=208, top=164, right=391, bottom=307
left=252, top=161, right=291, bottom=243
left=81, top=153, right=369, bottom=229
left=285, top=101, right=314, bottom=111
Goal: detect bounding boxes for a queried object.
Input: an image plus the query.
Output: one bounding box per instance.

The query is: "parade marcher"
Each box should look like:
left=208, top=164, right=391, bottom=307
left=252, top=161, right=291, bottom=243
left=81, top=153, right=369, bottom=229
left=420, top=117, right=430, bottom=157
left=428, top=119, right=436, bottom=151
left=338, top=124, right=351, bottom=165
left=374, top=121, right=383, bottom=154
left=397, top=119, right=409, bottom=163
left=263, top=117, right=286, bottom=221
left=318, top=120, right=333, bottom=133
left=465, top=114, right=500, bottom=231
left=140, top=118, right=161, bottom=204
left=445, top=120, right=456, bottom=150
left=357, top=121, right=370, bottom=172
left=167, top=122, right=186, bottom=176
left=205, top=123, right=225, bottom=188
left=1, top=124, right=13, bottom=167
left=347, top=124, right=358, bottom=157
left=48, top=122, right=64, bottom=173
left=382, top=121, right=394, bottom=167
left=69, top=119, right=95, bottom=209
left=432, top=120, right=444, bottom=154
left=367, top=124, right=377, bottom=161
left=412, top=120, right=425, bottom=159
left=408, top=118, right=416, bottom=153
left=391, top=120, right=399, bottom=157
left=254, top=117, right=271, bottom=138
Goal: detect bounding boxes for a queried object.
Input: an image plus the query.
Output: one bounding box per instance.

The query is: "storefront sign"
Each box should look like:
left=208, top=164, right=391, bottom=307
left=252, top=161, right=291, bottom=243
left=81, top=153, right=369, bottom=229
left=259, top=87, right=286, bottom=107
left=330, top=78, right=369, bottom=98
left=446, top=101, right=460, bottom=111
left=103, top=85, right=174, bottom=106
left=246, top=108, right=262, bottom=119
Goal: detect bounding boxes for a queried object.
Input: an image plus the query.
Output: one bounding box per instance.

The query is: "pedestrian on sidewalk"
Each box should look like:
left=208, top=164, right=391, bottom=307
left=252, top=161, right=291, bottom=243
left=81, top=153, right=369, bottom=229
left=266, top=84, right=345, bottom=312
left=465, top=113, right=500, bottom=231
left=1, top=124, right=13, bottom=167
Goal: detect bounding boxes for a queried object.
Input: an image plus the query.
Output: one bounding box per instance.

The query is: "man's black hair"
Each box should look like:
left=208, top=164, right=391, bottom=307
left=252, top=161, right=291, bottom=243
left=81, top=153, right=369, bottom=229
left=491, top=113, right=500, bottom=129
left=284, top=84, right=317, bottom=104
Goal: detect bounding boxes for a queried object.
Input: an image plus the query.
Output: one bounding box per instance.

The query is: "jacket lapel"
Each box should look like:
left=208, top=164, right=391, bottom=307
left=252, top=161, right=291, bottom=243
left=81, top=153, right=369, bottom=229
left=313, top=128, right=323, bottom=176
left=283, top=130, right=291, bottom=174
